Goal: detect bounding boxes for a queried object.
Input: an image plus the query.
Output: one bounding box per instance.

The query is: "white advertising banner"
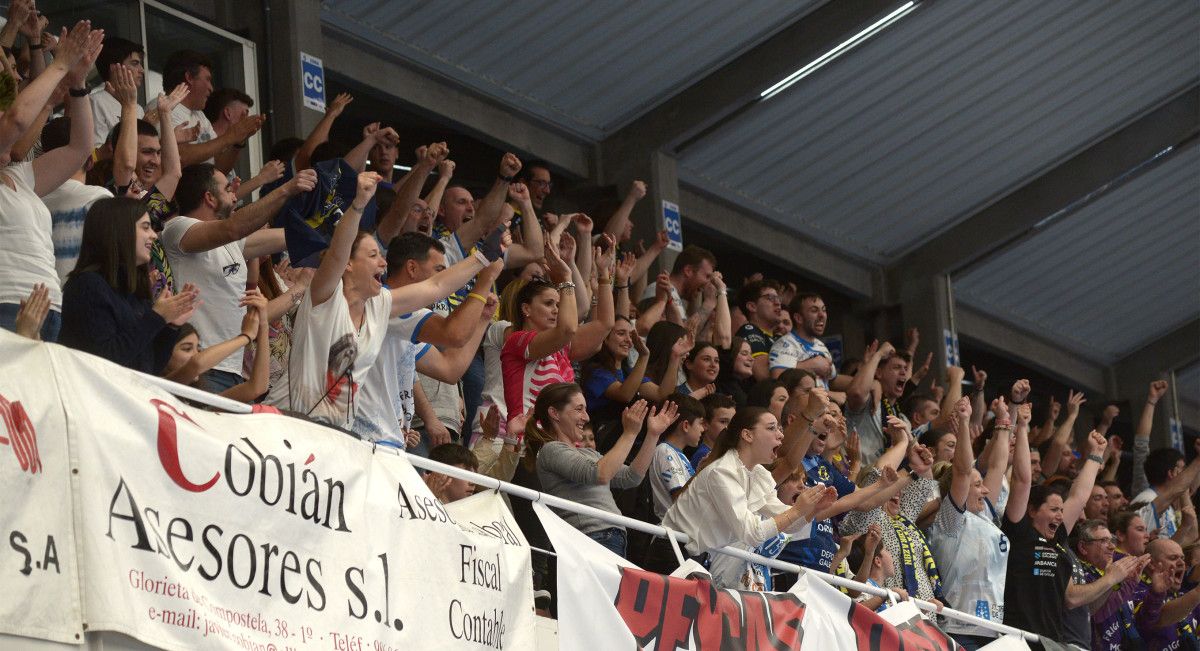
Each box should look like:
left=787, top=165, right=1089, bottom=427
left=536, top=500, right=964, bottom=650
left=0, top=331, right=534, bottom=651
left=0, top=336, right=83, bottom=644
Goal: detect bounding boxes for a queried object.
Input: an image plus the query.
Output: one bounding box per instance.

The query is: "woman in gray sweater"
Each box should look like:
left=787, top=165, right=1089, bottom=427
left=528, top=382, right=676, bottom=557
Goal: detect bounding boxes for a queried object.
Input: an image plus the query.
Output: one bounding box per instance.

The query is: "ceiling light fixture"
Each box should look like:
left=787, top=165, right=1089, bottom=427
left=759, top=1, right=919, bottom=101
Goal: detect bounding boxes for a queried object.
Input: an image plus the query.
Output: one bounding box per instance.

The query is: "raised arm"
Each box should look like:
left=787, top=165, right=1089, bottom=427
left=612, top=253, right=635, bottom=322
left=153, top=84, right=189, bottom=200
left=981, top=397, right=1011, bottom=501
left=1062, top=431, right=1107, bottom=533
left=596, top=401, right=649, bottom=484
left=569, top=236, right=617, bottom=361
left=846, top=341, right=889, bottom=411
left=377, top=143, right=442, bottom=244
left=177, top=113, right=265, bottom=168
left=1132, top=380, right=1168, bottom=496
left=165, top=292, right=260, bottom=385
left=625, top=402, right=678, bottom=480
left=110, top=66, right=141, bottom=189
left=457, top=153, right=521, bottom=247
left=415, top=295, right=495, bottom=383
left=1043, top=390, right=1085, bottom=480
left=927, top=366, right=965, bottom=433
left=874, top=415, right=912, bottom=472
left=389, top=229, right=498, bottom=318
left=969, top=365, right=987, bottom=430
left=422, top=159, right=455, bottom=226
left=523, top=243, right=578, bottom=361
left=502, top=183, right=545, bottom=267
left=221, top=292, right=271, bottom=402
left=629, top=230, right=668, bottom=284
left=293, top=93, right=349, bottom=170
left=177, top=169, right=316, bottom=254
left=570, top=213, right=595, bottom=284
left=603, top=180, right=646, bottom=240
left=32, top=27, right=101, bottom=197
left=708, top=273, right=731, bottom=349
left=416, top=261, right=503, bottom=348
left=603, top=332, right=651, bottom=404
left=773, top=389, right=831, bottom=482
left=640, top=332, right=689, bottom=403
left=1006, top=403, right=1034, bottom=523
left=309, top=172, right=380, bottom=307
left=0, top=19, right=86, bottom=158
left=947, top=397, right=975, bottom=507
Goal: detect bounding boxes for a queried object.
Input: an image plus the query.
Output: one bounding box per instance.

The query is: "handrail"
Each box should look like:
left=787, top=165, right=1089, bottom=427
left=135, top=368, right=1039, bottom=643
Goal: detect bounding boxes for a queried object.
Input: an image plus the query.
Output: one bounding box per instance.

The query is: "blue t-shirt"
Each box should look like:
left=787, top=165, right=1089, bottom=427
left=690, top=443, right=712, bottom=469
left=779, top=456, right=855, bottom=571
left=582, top=366, right=649, bottom=423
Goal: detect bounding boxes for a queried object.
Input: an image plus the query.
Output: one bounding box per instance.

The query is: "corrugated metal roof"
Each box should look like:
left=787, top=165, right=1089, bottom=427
left=678, top=0, right=1199, bottom=263
left=954, top=145, right=1200, bottom=365
left=320, top=0, right=820, bottom=140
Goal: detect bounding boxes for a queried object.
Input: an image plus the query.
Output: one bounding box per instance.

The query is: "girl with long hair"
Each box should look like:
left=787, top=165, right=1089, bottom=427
left=715, top=336, right=754, bottom=406
left=160, top=290, right=271, bottom=403
left=679, top=340, right=719, bottom=399
left=59, top=197, right=199, bottom=372
left=579, top=315, right=656, bottom=431
left=528, top=382, right=676, bottom=557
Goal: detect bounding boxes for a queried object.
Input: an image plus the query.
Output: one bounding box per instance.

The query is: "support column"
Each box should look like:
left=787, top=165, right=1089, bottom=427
left=897, top=274, right=955, bottom=380
left=262, top=0, right=325, bottom=148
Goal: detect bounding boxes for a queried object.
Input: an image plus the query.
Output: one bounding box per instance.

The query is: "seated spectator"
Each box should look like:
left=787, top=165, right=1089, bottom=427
left=423, top=443, right=479, bottom=504
left=288, top=172, right=499, bottom=429
left=677, top=341, right=719, bottom=399
left=528, top=384, right=675, bottom=557
left=160, top=292, right=270, bottom=402
left=163, top=163, right=315, bottom=391
left=59, top=198, right=198, bottom=372
left=640, top=321, right=690, bottom=408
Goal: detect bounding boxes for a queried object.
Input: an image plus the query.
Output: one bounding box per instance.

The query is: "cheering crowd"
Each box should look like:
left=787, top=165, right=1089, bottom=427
left=0, top=6, right=1196, bottom=650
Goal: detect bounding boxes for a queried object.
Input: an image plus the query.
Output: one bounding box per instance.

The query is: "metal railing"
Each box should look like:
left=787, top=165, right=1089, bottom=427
left=136, top=370, right=1039, bottom=644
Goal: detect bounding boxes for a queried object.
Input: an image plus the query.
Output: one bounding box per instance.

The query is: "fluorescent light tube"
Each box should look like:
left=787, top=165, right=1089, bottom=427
left=760, top=1, right=918, bottom=101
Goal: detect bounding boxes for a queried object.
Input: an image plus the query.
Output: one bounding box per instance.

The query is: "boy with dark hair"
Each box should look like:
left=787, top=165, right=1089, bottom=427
left=91, top=36, right=145, bottom=147
left=691, top=393, right=735, bottom=467
left=425, top=443, right=479, bottom=503
left=648, top=394, right=705, bottom=519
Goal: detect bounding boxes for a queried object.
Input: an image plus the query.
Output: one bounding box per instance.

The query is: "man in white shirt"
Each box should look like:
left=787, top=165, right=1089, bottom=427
left=90, top=36, right=144, bottom=148
left=769, top=293, right=846, bottom=393
left=153, top=50, right=264, bottom=167
left=638, top=245, right=717, bottom=326
left=40, top=117, right=112, bottom=281
left=160, top=163, right=315, bottom=391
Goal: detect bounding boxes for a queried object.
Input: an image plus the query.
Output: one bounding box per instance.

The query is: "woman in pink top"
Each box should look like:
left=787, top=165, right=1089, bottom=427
left=502, top=236, right=617, bottom=431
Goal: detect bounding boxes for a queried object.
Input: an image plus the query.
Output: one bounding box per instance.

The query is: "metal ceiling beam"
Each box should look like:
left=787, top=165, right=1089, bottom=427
left=679, top=186, right=877, bottom=299
left=890, top=85, right=1200, bottom=285
left=955, top=304, right=1109, bottom=393
left=1114, top=318, right=1200, bottom=391
left=320, top=31, right=594, bottom=179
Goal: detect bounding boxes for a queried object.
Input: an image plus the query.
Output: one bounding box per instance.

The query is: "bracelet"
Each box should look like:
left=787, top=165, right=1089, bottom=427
left=349, top=203, right=368, bottom=212
left=614, top=283, right=629, bottom=290
left=497, top=173, right=515, bottom=183
left=466, top=292, right=487, bottom=304
left=993, top=418, right=1012, bottom=429
left=28, top=43, right=43, bottom=51
left=238, top=333, right=252, bottom=346
left=557, top=282, right=576, bottom=291
left=69, top=86, right=89, bottom=98
left=1087, top=454, right=1104, bottom=464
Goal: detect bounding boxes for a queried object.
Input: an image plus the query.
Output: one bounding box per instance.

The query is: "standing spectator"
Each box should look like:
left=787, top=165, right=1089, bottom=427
left=1002, top=429, right=1110, bottom=645
left=1068, top=519, right=1151, bottom=650
left=288, top=172, right=499, bottom=429
left=844, top=341, right=911, bottom=465
left=520, top=161, right=552, bottom=213
left=41, top=116, right=111, bottom=281
left=1135, top=538, right=1200, bottom=650
left=638, top=245, right=716, bottom=326
left=90, top=36, right=143, bottom=147
left=203, top=87, right=258, bottom=179
left=163, top=163, right=314, bottom=391
left=501, top=240, right=614, bottom=429
left=734, top=279, right=781, bottom=381
left=579, top=315, right=651, bottom=432
left=1112, top=510, right=1152, bottom=559
left=59, top=198, right=198, bottom=372
left=1131, top=380, right=1200, bottom=543
left=530, top=385, right=675, bottom=557
left=769, top=293, right=843, bottom=392
left=157, top=50, right=264, bottom=166
left=0, top=21, right=103, bottom=341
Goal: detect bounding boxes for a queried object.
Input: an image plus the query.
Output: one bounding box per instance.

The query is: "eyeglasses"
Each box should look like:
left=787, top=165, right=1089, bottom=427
left=1083, top=536, right=1118, bottom=545
left=759, top=294, right=782, bottom=303
left=409, top=204, right=433, bottom=216
left=528, top=180, right=552, bottom=189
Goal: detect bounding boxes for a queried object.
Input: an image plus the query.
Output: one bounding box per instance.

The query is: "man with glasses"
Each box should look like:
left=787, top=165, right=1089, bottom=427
left=735, top=279, right=782, bottom=381
left=521, top=161, right=552, bottom=212
left=1068, top=519, right=1151, bottom=649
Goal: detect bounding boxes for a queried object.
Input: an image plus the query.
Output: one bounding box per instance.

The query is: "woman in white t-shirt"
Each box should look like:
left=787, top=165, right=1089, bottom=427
left=288, top=172, right=504, bottom=429
left=662, top=406, right=834, bottom=588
